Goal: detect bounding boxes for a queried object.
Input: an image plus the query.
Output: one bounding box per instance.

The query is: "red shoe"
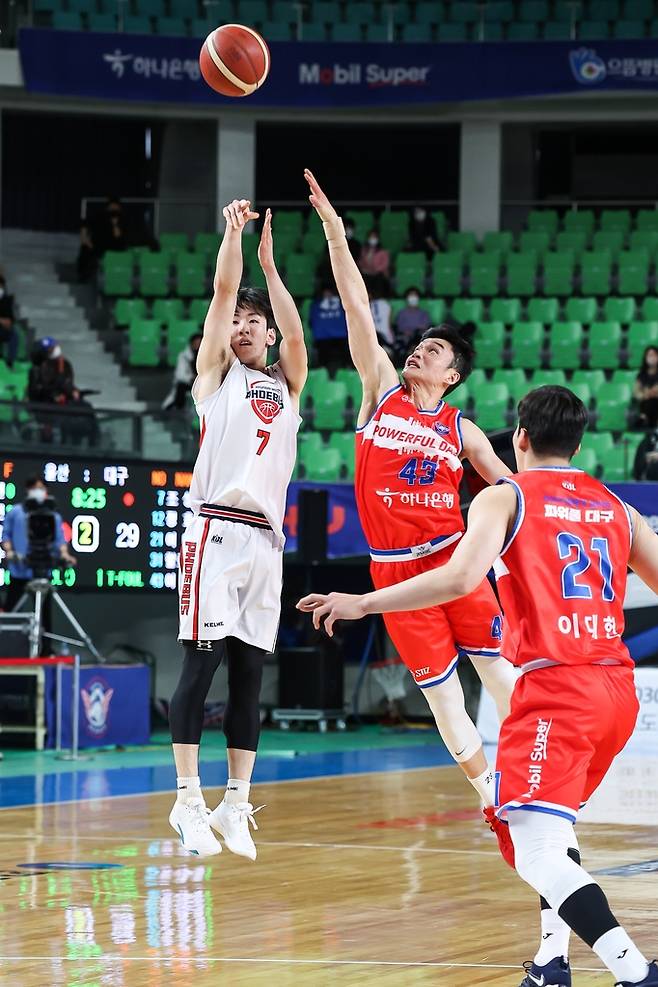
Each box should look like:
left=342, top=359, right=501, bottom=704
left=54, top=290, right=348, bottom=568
left=483, top=806, right=515, bottom=869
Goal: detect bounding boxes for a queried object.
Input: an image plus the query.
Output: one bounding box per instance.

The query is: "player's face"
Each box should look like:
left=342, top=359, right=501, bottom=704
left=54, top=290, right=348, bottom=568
left=402, top=338, right=460, bottom=391
left=231, top=307, right=273, bottom=364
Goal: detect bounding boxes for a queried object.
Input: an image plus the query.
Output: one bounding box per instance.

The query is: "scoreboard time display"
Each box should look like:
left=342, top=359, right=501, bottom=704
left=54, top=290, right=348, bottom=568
left=0, top=456, right=195, bottom=591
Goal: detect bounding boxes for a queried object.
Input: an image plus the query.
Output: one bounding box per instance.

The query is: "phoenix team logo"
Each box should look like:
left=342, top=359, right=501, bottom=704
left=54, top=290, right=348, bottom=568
left=433, top=422, right=450, bottom=436
left=569, top=48, right=607, bottom=85
left=81, top=678, right=114, bottom=736
left=246, top=380, right=284, bottom=424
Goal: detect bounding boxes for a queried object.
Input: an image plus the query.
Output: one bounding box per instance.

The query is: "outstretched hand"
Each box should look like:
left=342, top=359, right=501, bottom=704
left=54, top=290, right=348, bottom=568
left=297, top=592, right=367, bottom=637
left=258, top=207, right=275, bottom=272
left=304, top=169, right=339, bottom=224
left=223, top=198, right=259, bottom=231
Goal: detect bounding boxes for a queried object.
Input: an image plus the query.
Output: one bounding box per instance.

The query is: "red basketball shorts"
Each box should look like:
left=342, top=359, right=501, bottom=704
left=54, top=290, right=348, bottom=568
left=369, top=541, right=503, bottom=689
left=495, top=663, right=638, bottom=824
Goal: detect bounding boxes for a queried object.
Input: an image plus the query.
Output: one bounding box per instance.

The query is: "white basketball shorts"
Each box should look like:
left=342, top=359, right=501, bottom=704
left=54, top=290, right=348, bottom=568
left=178, top=505, right=283, bottom=653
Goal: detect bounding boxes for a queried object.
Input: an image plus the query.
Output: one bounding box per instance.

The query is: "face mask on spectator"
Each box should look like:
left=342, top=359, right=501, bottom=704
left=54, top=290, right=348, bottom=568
left=414, top=208, right=426, bottom=222
left=345, top=226, right=354, bottom=240
left=368, top=236, right=379, bottom=247
left=407, top=293, right=420, bottom=307
left=50, top=345, right=62, bottom=359
left=28, top=487, right=47, bottom=504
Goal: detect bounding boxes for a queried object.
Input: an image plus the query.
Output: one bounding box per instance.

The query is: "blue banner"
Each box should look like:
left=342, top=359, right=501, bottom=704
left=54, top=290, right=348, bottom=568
left=18, top=29, right=658, bottom=106
left=45, top=663, right=150, bottom=749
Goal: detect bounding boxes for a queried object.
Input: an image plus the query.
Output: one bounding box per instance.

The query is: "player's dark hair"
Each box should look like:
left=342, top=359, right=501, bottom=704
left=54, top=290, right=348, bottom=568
left=236, top=286, right=277, bottom=333
left=419, top=323, right=474, bottom=393
left=517, top=386, right=589, bottom=459
left=25, top=474, right=46, bottom=490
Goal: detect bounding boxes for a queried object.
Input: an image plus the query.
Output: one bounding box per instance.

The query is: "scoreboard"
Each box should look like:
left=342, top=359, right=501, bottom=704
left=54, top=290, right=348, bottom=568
left=0, top=456, right=195, bottom=592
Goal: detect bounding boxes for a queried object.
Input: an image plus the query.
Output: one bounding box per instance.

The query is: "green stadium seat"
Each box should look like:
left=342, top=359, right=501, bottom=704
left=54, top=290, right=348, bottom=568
left=592, top=230, right=624, bottom=256
left=450, top=1, right=479, bottom=20
left=490, top=298, right=522, bottom=324
left=152, top=298, right=184, bottom=324
left=334, top=368, right=362, bottom=411
left=580, top=251, right=612, bottom=295
left=194, top=232, right=221, bottom=258
left=34, top=0, right=62, bottom=11
left=483, top=231, right=513, bottom=255
left=135, top=0, right=165, bottom=13
left=169, top=0, right=200, bottom=12
left=260, top=21, right=292, bottom=40
left=543, top=251, right=574, bottom=296
left=597, top=446, right=629, bottom=481
left=432, top=253, right=462, bottom=296
left=53, top=11, right=83, bottom=28
left=474, top=322, right=506, bottom=369
left=138, top=252, right=169, bottom=296
left=452, top=299, right=484, bottom=323
left=627, top=321, right=658, bottom=365
left=621, top=431, right=644, bottom=463
left=549, top=322, right=583, bottom=369
left=236, top=0, right=268, bottom=22
left=507, top=22, right=540, bottom=39
left=448, top=232, right=477, bottom=255
left=114, top=298, right=146, bottom=326
left=600, top=209, right=631, bottom=233
left=468, top=369, right=487, bottom=391
left=425, top=298, right=447, bottom=323
left=432, top=212, right=449, bottom=240
left=284, top=253, right=317, bottom=296
left=588, top=0, right=620, bottom=16
left=123, top=15, right=152, bottom=33
left=611, top=369, right=636, bottom=389
left=301, top=231, right=326, bottom=261
left=483, top=0, right=514, bottom=19
left=271, top=0, right=298, bottom=20
left=304, top=366, right=330, bottom=400
left=303, top=446, right=342, bottom=482
left=556, top=231, right=587, bottom=256
left=579, top=20, right=611, bottom=38
left=346, top=210, right=375, bottom=241
left=581, top=431, right=614, bottom=456
left=379, top=211, right=410, bottom=252
left=480, top=22, right=505, bottom=40
left=473, top=383, right=510, bottom=431
left=641, top=297, right=658, bottom=320
left=629, top=230, right=658, bottom=255
left=527, top=210, right=559, bottom=236
left=571, top=447, right=598, bottom=472
left=311, top=0, right=341, bottom=22
left=507, top=253, right=537, bottom=296
left=388, top=1, right=412, bottom=24
left=128, top=319, right=160, bottom=366
left=344, top=1, right=376, bottom=23
left=328, top=432, right=356, bottom=481
left=565, top=297, right=597, bottom=323
left=275, top=210, right=304, bottom=239
left=543, top=20, right=573, bottom=38
left=564, top=210, right=595, bottom=235
left=312, top=380, right=348, bottom=430
left=572, top=368, right=605, bottom=391
left=395, top=252, right=427, bottom=295
left=188, top=298, right=210, bottom=324
left=588, top=321, right=622, bottom=369
left=596, top=383, right=631, bottom=430
left=527, top=297, right=559, bottom=323
left=416, top=2, right=446, bottom=23
left=449, top=382, right=470, bottom=412
left=636, top=209, right=658, bottom=230
left=176, top=252, right=207, bottom=297
left=468, top=257, right=500, bottom=297
left=191, top=18, right=214, bottom=37
left=160, top=232, right=189, bottom=252
left=568, top=381, right=592, bottom=407
left=623, top=0, right=652, bottom=16
left=519, top=231, right=550, bottom=256
left=156, top=16, right=187, bottom=35
left=519, top=0, right=549, bottom=18
left=492, top=369, right=530, bottom=403
left=102, top=252, right=133, bottom=296
left=89, top=13, right=116, bottom=30
left=603, top=297, right=636, bottom=323
left=364, top=24, right=390, bottom=41
left=530, top=370, right=567, bottom=388
left=166, top=319, right=198, bottom=365
left=332, top=22, right=362, bottom=39
left=618, top=250, right=650, bottom=294
left=511, top=321, right=544, bottom=370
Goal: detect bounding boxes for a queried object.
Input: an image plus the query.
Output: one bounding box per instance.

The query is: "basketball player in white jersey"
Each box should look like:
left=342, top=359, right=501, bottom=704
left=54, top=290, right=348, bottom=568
left=168, top=199, right=307, bottom=859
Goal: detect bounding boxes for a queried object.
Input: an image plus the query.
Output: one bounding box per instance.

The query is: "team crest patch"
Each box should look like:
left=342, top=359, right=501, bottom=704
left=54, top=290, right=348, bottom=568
left=246, top=380, right=284, bottom=424
left=433, top=422, right=450, bottom=436
left=81, top=678, right=114, bottom=737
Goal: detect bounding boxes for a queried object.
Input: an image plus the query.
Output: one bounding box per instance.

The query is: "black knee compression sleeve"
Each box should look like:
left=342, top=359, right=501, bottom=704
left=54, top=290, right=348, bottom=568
left=222, top=637, right=266, bottom=752
left=169, top=640, right=224, bottom=744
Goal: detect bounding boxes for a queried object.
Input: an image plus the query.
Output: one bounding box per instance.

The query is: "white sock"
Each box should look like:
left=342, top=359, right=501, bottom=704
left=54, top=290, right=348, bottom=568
left=176, top=775, right=202, bottom=804
left=225, top=778, right=250, bottom=805
left=467, top=766, right=495, bottom=807
left=534, top=908, right=571, bottom=966
left=593, top=927, right=649, bottom=984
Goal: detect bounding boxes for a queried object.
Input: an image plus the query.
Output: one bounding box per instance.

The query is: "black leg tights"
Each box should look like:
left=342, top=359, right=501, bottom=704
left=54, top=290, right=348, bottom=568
left=169, top=638, right=266, bottom=751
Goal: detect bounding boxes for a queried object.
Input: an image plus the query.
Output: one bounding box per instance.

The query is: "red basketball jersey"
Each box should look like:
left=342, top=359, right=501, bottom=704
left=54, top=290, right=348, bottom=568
left=355, top=384, right=465, bottom=552
left=494, top=467, right=634, bottom=670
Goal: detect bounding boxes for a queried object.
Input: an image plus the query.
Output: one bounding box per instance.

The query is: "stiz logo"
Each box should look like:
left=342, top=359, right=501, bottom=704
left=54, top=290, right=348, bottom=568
left=415, top=666, right=430, bottom=677
left=211, top=535, right=223, bottom=544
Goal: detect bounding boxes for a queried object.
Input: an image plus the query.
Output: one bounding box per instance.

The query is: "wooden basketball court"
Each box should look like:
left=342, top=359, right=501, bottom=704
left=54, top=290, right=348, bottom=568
left=1, top=749, right=656, bottom=986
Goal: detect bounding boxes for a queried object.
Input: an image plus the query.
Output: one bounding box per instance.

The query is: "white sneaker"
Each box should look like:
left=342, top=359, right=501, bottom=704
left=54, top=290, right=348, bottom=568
left=169, top=798, right=222, bottom=857
left=208, top=800, right=264, bottom=861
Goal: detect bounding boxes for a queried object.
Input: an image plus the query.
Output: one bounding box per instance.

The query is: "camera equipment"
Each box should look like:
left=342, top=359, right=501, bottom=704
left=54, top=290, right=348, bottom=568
left=24, top=494, right=59, bottom=579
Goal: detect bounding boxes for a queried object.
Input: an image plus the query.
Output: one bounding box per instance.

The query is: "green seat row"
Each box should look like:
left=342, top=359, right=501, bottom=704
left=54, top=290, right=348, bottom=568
left=127, top=318, right=199, bottom=366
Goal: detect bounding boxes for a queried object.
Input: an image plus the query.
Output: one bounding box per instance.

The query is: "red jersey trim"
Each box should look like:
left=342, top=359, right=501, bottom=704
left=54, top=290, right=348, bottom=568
left=355, top=383, right=402, bottom=434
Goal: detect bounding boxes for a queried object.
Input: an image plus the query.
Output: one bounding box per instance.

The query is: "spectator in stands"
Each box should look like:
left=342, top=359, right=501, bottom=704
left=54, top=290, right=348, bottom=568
left=309, top=284, right=350, bottom=366
left=28, top=338, right=97, bottom=445
left=93, top=197, right=129, bottom=256
left=408, top=206, right=442, bottom=257
left=633, top=427, right=658, bottom=481
left=393, top=287, right=431, bottom=358
left=162, top=333, right=202, bottom=411
left=0, top=275, right=19, bottom=368
left=76, top=222, right=97, bottom=282
left=358, top=229, right=390, bottom=293
left=344, top=219, right=362, bottom=262
left=368, top=287, right=394, bottom=357
left=634, top=345, right=658, bottom=428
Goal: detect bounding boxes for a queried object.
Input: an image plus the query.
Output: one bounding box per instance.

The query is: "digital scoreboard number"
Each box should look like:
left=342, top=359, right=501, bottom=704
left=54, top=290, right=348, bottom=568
left=0, top=457, right=194, bottom=592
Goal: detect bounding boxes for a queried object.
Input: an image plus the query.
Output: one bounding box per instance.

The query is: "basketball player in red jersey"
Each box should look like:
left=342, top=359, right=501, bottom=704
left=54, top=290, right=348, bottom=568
left=300, top=385, right=658, bottom=987
left=304, top=169, right=516, bottom=818
left=168, top=199, right=307, bottom=860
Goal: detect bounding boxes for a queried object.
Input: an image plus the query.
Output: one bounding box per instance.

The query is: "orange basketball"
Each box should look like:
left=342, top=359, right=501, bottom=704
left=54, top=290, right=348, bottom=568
left=199, top=24, right=270, bottom=98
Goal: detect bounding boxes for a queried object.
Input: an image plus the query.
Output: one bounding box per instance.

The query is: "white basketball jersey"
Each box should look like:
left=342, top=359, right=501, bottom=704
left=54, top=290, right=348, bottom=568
left=189, top=359, right=301, bottom=546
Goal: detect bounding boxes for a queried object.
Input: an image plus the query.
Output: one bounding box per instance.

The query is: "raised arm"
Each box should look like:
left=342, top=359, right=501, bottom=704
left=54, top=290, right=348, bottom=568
left=304, top=169, right=398, bottom=413
left=258, top=208, right=307, bottom=403
left=460, top=418, right=513, bottom=484
left=196, top=198, right=259, bottom=401
left=297, top=483, right=516, bottom=635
